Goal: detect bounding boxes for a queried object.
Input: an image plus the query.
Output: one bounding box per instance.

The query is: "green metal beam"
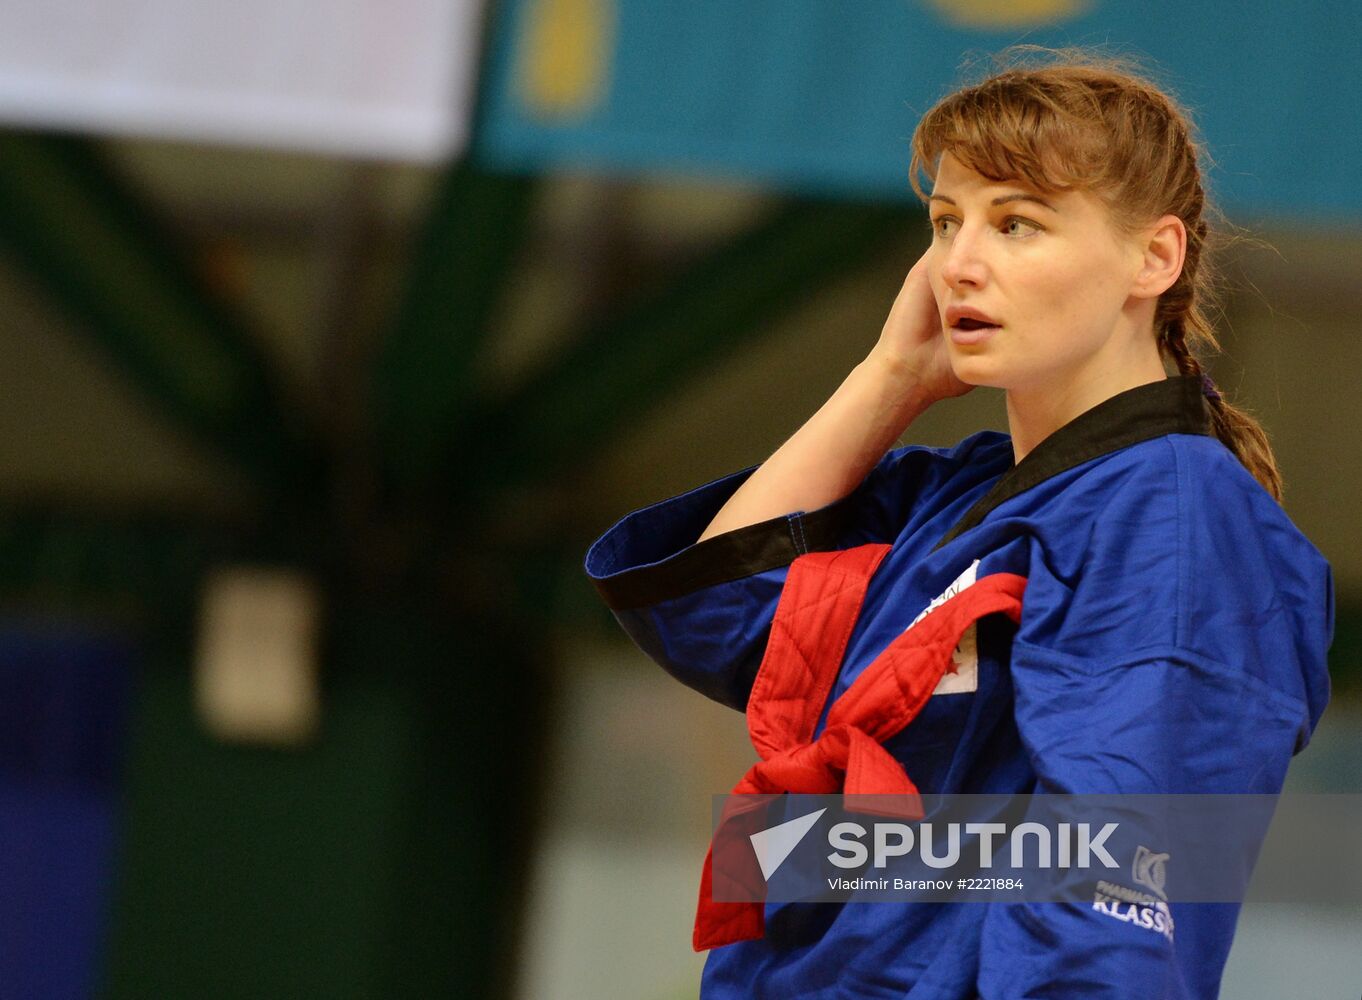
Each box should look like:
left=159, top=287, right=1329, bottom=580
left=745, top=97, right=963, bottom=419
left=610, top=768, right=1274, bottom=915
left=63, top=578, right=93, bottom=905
left=372, top=0, right=534, bottom=494
left=0, top=132, right=321, bottom=499
left=448, top=197, right=919, bottom=502
left=373, top=160, right=538, bottom=491
left=0, top=506, right=221, bottom=616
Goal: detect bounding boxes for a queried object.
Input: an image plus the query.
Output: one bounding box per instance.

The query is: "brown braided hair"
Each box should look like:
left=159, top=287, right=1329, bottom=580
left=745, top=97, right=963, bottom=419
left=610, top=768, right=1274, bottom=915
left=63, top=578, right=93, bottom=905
left=908, top=46, right=1284, bottom=502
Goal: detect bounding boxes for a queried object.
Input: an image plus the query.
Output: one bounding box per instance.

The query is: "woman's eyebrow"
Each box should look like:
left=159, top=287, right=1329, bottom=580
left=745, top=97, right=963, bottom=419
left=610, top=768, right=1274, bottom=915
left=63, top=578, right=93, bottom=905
left=927, top=192, right=1057, bottom=211
left=991, top=192, right=1057, bottom=211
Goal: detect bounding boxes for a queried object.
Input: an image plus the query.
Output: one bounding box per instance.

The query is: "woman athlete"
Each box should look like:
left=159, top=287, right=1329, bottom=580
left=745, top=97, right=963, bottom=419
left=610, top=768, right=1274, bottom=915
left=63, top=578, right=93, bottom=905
left=584, top=47, right=1332, bottom=998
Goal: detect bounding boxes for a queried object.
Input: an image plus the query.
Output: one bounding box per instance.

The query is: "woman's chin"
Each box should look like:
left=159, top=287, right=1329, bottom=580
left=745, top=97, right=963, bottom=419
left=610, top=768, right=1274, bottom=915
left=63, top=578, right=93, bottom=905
left=948, top=358, right=1005, bottom=390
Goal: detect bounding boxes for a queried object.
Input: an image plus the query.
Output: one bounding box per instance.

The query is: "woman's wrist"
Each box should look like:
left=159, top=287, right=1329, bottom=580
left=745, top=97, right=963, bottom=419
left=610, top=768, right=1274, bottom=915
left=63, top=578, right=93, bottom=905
left=696, top=353, right=935, bottom=543
left=857, top=348, right=937, bottom=424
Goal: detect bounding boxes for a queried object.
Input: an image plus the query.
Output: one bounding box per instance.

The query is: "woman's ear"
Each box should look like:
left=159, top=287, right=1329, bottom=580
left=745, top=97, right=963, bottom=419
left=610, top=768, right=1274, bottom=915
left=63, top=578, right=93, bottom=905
left=1131, top=214, right=1187, bottom=299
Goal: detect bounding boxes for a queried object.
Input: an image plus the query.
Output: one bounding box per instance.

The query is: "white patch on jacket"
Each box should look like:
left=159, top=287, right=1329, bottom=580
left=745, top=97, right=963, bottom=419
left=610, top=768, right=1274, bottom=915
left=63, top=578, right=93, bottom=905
left=908, top=559, right=981, bottom=695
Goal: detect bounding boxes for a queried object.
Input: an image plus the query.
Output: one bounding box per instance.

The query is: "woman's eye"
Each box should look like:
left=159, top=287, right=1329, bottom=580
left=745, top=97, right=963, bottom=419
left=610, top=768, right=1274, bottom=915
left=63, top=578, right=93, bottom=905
left=1002, top=216, right=1040, bottom=236
left=930, top=216, right=956, bottom=237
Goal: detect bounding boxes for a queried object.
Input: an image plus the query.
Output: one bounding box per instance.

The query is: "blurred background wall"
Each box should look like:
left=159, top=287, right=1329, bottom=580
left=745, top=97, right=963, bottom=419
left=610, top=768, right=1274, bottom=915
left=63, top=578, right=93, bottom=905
left=0, top=1, right=1357, bottom=997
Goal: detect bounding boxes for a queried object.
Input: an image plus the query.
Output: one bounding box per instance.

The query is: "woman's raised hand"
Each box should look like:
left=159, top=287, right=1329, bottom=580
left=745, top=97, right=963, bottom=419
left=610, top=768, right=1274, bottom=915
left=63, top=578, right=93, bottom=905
left=869, top=251, right=973, bottom=404
left=698, top=253, right=961, bottom=542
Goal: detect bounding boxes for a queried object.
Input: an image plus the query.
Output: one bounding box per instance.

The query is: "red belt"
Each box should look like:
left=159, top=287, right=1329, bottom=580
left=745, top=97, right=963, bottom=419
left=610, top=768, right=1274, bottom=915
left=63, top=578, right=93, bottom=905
left=694, top=542, right=1027, bottom=951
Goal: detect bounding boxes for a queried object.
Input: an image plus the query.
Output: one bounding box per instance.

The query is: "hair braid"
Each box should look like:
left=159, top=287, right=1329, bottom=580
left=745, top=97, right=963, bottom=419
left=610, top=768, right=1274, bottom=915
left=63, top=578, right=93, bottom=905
left=1160, top=321, right=1284, bottom=502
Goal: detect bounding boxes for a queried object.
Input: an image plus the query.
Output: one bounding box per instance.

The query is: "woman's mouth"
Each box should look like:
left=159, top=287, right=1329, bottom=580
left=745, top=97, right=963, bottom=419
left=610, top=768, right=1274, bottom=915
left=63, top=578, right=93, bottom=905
left=948, top=313, right=1001, bottom=345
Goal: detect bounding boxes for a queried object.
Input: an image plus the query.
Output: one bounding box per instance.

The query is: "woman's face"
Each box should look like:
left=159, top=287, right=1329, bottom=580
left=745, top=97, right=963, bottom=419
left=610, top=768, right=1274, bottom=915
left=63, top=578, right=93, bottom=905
left=925, top=153, right=1147, bottom=394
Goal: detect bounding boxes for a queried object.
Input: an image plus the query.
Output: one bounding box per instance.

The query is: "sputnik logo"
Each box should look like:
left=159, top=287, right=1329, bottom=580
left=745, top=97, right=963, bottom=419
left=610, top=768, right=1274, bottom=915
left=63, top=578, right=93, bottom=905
left=748, top=808, right=828, bottom=879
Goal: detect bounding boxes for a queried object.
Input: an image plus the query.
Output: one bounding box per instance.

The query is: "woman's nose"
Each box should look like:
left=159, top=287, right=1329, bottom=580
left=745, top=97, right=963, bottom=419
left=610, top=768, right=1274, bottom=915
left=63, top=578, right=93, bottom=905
left=939, top=227, right=988, bottom=289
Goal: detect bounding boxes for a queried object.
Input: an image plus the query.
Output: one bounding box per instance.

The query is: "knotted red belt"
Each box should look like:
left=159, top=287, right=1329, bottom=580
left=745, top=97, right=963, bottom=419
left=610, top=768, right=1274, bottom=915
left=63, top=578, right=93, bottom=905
left=694, top=542, right=1027, bottom=951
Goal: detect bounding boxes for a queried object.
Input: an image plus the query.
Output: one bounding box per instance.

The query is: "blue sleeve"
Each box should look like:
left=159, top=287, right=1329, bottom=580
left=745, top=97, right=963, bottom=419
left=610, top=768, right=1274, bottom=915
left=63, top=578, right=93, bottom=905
left=975, top=640, right=1311, bottom=999
left=970, top=439, right=1336, bottom=999
left=581, top=435, right=998, bottom=710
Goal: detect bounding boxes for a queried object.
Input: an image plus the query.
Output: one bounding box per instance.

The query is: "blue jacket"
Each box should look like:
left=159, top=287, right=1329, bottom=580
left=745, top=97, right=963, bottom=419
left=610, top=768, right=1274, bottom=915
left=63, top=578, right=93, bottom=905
left=583, top=375, right=1334, bottom=998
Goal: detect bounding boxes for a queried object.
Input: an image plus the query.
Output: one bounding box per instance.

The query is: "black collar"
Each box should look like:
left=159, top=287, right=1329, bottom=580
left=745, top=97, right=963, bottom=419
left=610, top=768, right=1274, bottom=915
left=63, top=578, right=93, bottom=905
left=931, top=374, right=1213, bottom=551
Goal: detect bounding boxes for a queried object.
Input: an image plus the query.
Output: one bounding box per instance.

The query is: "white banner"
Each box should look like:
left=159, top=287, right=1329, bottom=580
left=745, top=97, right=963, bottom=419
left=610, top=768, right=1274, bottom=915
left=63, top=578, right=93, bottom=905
left=0, top=0, right=483, bottom=161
